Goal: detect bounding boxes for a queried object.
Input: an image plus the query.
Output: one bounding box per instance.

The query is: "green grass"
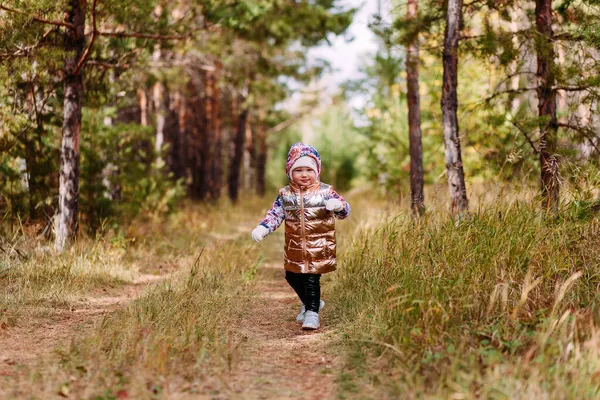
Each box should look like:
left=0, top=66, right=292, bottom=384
left=330, top=196, right=600, bottom=399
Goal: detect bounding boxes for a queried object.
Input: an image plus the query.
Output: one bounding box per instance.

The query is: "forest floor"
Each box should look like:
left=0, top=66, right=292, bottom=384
left=0, top=273, right=164, bottom=378
left=224, top=260, right=339, bottom=400
left=0, top=210, right=342, bottom=399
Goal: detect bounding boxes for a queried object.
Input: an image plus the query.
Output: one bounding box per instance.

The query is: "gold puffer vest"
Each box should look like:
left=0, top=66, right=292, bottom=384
left=281, top=181, right=337, bottom=274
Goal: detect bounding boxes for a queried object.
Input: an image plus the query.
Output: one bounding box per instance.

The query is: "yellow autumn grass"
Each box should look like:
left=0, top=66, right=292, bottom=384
left=0, top=194, right=268, bottom=398
left=329, top=187, right=600, bottom=399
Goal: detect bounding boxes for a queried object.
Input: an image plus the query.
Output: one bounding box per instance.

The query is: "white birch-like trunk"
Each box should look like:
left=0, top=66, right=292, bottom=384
left=441, top=0, right=469, bottom=216
left=55, top=0, right=85, bottom=251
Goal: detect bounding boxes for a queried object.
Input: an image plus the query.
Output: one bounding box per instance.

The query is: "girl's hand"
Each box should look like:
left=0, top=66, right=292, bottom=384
left=325, top=199, right=344, bottom=212
left=251, top=225, right=269, bottom=242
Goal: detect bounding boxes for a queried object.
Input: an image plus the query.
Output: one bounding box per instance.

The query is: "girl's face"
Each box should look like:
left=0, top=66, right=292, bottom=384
left=292, top=167, right=317, bottom=186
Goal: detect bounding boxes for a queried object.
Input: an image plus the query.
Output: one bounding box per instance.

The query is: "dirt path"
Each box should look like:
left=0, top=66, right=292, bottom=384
left=226, top=261, right=339, bottom=400
left=0, top=273, right=164, bottom=377
left=0, top=230, right=342, bottom=399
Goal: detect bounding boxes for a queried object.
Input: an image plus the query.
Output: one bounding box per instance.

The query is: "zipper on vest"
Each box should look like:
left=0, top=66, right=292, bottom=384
left=299, top=187, right=308, bottom=272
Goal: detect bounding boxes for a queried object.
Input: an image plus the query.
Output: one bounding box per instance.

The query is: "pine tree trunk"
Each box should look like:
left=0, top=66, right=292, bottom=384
left=56, top=0, right=85, bottom=251
left=406, top=0, right=425, bottom=216
left=228, top=97, right=248, bottom=203
left=203, top=70, right=214, bottom=199
left=243, top=121, right=254, bottom=191
left=189, top=78, right=207, bottom=200
left=256, top=108, right=267, bottom=197
left=153, top=81, right=167, bottom=163
left=138, top=88, right=149, bottom=126
left=210, top=65, right=222, bottom=201
left=441, top=0, right=469, bottom=216
left=535, top=0, right=559, bottom=212
left=170, top=91, right=187, bottom=180
left=23, top=85, right=41, bottom=220
left=153, top=45, right=166, bottom=165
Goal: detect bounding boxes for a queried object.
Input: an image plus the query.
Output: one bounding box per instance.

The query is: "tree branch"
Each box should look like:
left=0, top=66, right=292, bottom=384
left=73, top=0, right=97, bottom=75
left=510, top=120, right=540, bottom=154
left=554, top=85, right=594, bottom=92
left=96, top=29, right=195, bottom=40
left=557, top=122, right=600, bottom=155
left=483, top=87, right=537, bottom=104
left=553, top=32, right=584, bottom=42
left=87, top=60, right=130, bottom=69
left=0, top=4, right=76, bottom=30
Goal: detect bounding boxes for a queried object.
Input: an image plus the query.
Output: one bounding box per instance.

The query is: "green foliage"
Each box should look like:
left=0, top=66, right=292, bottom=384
left=80, top=108, right=185, bottom=231
left=313, top=100, right=361, bottom=191
left=266, top=125, right=302, bottom=189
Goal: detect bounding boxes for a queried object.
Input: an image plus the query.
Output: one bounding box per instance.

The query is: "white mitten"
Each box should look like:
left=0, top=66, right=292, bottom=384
left=325, top=198, right=344, bottom=212
left=251, top=225, right=269, bottom=242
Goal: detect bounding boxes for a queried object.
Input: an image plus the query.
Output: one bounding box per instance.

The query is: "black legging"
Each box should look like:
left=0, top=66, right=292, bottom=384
left=285, top=271, right=321, bottom=313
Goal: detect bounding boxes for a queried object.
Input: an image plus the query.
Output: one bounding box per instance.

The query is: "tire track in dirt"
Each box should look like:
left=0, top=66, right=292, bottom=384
left=225, top=261, right=339, bottom=400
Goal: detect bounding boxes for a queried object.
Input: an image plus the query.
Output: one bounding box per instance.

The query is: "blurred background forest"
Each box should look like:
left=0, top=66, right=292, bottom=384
left=0, top=0, right=599, bottom=250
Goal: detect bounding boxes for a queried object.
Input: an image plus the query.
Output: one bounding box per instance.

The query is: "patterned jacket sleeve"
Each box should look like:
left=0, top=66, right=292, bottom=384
left=327, top=187, right=351, bottom=219
left=259, top=195, right=285, bottom=233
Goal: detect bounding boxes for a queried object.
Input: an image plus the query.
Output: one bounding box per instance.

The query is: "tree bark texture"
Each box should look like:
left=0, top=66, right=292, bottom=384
left=56, top=0, right=85, bottom=251
left=210, top=66, right=222, bottom=201
left=228, top=97, right=248, bottom=203
left=406, top=0, right=425, bottom=216
left=441, top=0, right=469, bottom=215
left=535, top=0, right=560, bottom=212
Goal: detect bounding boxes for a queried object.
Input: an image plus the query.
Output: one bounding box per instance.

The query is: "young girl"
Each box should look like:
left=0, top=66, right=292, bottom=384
left=251, top=142, right=351, bottom=330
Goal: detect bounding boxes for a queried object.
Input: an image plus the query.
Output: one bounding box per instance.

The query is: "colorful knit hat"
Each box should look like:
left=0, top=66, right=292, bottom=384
left=285, top=142, right=321, bottom=180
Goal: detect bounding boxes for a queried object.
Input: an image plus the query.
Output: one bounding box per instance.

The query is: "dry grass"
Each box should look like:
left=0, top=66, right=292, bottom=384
left=0, top=194, right=269, bottom=398
left=329, top=188, right=600, bottom=399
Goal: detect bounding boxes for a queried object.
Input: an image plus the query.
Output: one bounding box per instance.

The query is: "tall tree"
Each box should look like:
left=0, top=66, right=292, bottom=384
left=256, top=106, right=267, bottom=196
left=441, top=0, right=469, bottom=215
left=56, top=0, right=86, bottom=251
left=534, top=0, right=559, bottom=212
left=406, top=0, right=425, bottom=216
left=210, top=65, right=223, bottom=201
left=229, top=95, right=248, bottom=203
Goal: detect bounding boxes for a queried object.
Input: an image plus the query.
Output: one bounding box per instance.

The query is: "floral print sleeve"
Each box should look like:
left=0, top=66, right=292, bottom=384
left=259, top=195, right=285, bottom=233
left=327, top=188, right=351, bottom=220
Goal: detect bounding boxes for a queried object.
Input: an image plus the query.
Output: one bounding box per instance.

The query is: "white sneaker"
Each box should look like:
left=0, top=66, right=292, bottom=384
left=295, top=304, right=306, bottom=323
left=296, top=300, right=325, bottom=323
left=302, top=311, right=320, bottom=330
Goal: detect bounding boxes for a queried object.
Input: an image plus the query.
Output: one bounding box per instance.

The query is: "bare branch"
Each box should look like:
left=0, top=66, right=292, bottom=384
left=96, top=29, right=195, bottom=41
left=73, top=0, right=98, bottom=75
left=87, top=60, right=130, bottom=69
left=482, top=87, right=538, bottom=104
left=0, top=4, right=76, bottom=30
left=555, top=85, right=594, bottom=92
left=553, top=32, right=584, bottom=42
left=510, top=120, right=540, bottom=154
left=459, top=34, right=484, bottom=41
left=557, top=122, right=600, bottom=155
